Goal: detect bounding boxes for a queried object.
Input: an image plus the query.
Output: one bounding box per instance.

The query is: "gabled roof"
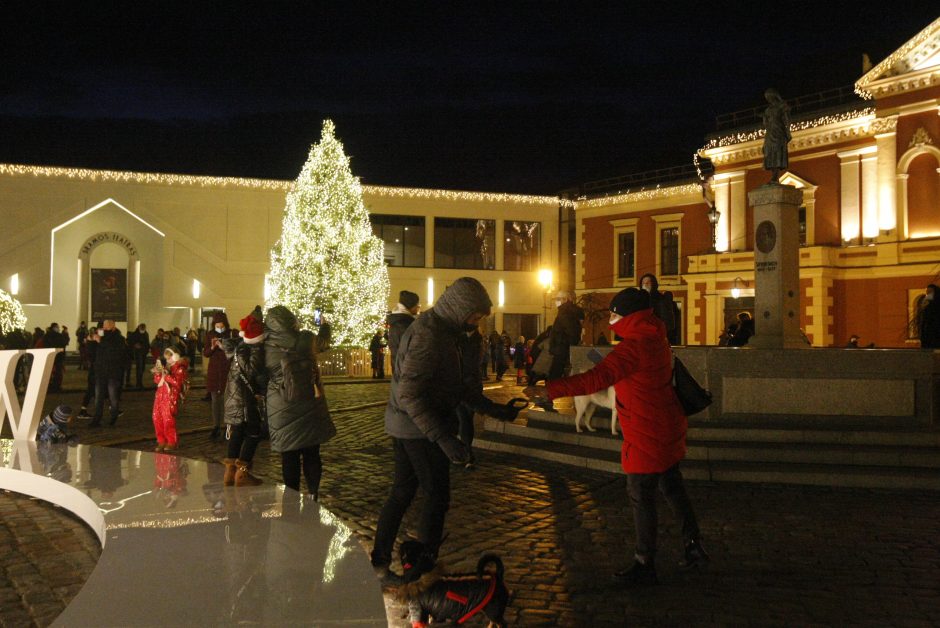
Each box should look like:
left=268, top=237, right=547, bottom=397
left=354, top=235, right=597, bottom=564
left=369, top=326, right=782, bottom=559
left=856, top=17, right=940, bottom=95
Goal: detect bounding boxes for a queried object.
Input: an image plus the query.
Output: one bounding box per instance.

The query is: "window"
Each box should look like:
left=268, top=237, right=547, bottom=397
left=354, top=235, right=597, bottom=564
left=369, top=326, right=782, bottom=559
left=434, top=218, right=495, bottom=269
left=798, top=207, right=807, bottom=246
left=617, top=232, right=635, bottom=280
left=504, top=221, right=540, bottom=271
left=660, top=227, right=679, bottom=276
left=370, top=215, right=425, bottom=267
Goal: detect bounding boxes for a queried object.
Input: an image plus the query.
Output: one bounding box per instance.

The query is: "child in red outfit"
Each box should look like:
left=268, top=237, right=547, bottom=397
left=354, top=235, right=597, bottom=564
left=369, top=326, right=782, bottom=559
left=153, top=345, right=189, bottom=452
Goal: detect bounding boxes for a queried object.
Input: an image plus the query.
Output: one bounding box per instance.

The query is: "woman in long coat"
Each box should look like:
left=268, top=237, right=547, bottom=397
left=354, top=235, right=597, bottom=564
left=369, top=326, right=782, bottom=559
left=264, top=305, right=336, bottom=500
left=204, top=312, right=234, bottom=440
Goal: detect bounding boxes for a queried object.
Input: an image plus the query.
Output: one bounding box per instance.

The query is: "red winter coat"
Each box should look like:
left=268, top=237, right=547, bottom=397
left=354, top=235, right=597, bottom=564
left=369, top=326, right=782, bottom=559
left=203, top=313, right=233, bottom=393
left=546, top=308, right=686, bottom=474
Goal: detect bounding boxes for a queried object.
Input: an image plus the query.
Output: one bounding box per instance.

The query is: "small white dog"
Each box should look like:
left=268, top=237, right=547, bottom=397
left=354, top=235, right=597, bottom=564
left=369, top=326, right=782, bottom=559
left=573, top=386, right=618, bottom=434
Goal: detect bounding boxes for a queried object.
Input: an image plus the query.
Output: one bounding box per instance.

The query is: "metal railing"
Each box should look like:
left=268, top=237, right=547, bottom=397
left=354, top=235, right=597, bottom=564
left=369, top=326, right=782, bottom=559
left=712, top=85, right=867, bottom=134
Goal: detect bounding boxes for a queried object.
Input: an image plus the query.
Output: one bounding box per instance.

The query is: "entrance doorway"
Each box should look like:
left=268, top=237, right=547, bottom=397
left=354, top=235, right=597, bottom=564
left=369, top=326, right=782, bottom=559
left=723, top=296, right=754, bottom=338
left=502, top=313, right=540, bottom=342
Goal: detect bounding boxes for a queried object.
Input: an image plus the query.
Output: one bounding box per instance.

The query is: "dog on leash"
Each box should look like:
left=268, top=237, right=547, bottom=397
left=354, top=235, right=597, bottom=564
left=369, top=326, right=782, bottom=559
left=573, top=386, right=618, bottom=434
left=396, top=540, right=510, bottom=628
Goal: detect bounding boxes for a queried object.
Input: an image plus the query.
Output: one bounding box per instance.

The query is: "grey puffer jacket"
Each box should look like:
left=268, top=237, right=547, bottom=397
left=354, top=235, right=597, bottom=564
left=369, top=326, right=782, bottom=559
left=222, top=338, right=268, bottom=427
left=385, top=277, right=500, bottom=441
left=264, top=306, right=336, bottom=453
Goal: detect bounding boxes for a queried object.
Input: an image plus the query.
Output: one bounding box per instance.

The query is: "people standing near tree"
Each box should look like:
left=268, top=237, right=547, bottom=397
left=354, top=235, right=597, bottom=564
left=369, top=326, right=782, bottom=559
left=77, top=330, right=99, bottom=419
left=386, top=290, right=420, bottom=374
left=370, top=277, right=520, bottom=586
left=369, top=330, right=387, bottom=379
left=918, top=284, right=940, bottom=349
left=640, top=273, right=678, bottom=345
left=222, top=307, right=268, bottom=487
left=91, top=320, right=127, bottom=427
left=524, top=287, right=708, bottom=586
left=76, top=321, right=89, bottom=370
left=204, top=312, right=234, bottom=441
left=127, top=323, right=150, bottom=390
left=152, top=344, right=189, bottom=452
left=264, top=304, right=336, bottom=500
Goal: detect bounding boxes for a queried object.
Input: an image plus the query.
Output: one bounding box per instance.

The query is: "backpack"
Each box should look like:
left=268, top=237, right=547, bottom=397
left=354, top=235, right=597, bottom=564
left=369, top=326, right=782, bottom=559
left=279, top=336, right=317, bottom=403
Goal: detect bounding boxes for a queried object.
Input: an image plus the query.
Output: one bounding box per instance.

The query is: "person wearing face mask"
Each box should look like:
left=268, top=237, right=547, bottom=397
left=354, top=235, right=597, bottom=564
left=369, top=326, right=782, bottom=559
left=918, top=284, right=940, bottom=349
left=523, top=287, right=708, bottom=587
left=204, top=313, right=234, bottom=440
left=91, top=320, right=127, bottom=427
left=639, top=273, right=678, bottom=345
left=371, top=277, right=521, bottom=586
left=152, top=345, right=189, bottom=452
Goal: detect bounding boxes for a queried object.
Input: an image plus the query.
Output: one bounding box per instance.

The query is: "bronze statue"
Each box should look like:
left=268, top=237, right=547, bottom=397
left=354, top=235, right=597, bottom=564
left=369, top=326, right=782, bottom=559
left=762, top=89, right=791, bottom=183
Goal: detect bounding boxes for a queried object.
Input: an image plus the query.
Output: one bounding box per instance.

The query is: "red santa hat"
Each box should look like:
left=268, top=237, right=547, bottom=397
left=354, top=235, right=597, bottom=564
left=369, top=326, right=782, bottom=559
left=239, top=306, right=264, bottom=345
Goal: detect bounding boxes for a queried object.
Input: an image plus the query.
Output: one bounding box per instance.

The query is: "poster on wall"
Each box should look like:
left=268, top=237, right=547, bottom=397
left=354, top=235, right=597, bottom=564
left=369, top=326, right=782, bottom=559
left=91, top=268, right=127, bottom=321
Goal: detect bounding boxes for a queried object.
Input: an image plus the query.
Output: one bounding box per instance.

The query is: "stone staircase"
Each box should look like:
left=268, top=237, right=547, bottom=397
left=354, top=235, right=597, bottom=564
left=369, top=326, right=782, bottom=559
left=474, top=408, right=940, bottom=490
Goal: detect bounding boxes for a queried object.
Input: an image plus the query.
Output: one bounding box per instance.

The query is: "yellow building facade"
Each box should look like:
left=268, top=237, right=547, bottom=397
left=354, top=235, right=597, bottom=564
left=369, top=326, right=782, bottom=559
left=0, top=164, right=561, bottom=341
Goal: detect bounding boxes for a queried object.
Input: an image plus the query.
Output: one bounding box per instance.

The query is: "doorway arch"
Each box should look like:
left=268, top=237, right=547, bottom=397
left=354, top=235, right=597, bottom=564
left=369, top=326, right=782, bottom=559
left=78, top=232, right=140, bottom=327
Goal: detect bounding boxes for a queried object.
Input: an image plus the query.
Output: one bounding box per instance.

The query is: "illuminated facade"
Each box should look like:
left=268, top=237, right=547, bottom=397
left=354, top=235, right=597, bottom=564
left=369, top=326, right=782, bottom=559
left=0, top=164, right=561, bottom=340
left=576, top=17, right=940, bottom=348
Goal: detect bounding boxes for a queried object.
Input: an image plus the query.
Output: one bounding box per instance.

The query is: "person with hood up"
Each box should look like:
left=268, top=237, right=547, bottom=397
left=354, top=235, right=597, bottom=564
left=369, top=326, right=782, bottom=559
left=152, top=344, right=189, bottom=452
left=221, top=307, right=268, bottom=487
left=640, top=273, right=678, bottom=345
left=264, top=305, right=336, bottom=500
left=204, top=312, right=234, bottom=440
left=370, top=277, right=522, bottom=586
left=524, top=287, right=708, bottom=587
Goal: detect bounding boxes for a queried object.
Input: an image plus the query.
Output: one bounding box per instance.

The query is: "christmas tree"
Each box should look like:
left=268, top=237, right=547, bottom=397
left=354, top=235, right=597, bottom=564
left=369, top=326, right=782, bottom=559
left=266, top=120, right=390, bottom=347
left=0, top=288, right=26, bottom=337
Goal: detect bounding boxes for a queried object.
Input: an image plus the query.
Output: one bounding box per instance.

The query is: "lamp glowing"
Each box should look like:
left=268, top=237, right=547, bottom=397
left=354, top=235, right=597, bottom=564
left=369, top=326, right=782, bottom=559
left=731, top=276, right=747, bottom=299
left=538, top=269, right=553, bottom=290
left=192, top=279, right=200, bottom=299
left=10, top=274, right=18, bottom=296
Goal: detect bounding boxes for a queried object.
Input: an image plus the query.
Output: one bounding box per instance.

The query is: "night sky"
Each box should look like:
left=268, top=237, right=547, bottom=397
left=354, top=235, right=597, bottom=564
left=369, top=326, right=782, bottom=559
left=1, top=4, right=937, bottom=194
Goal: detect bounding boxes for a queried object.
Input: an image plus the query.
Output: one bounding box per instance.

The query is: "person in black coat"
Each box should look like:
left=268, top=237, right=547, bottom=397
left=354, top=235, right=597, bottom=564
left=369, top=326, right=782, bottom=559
left=369, top=331, right=387, bottom=379
left=43, top=322, right=69, bottom=393
left=371, top=277, right=519, bottom=586
left=387, top=290, right=420, bottom=374
left=91, top=320, right=127, bottom=427
left=640, top=273, right=678, bottom=344
left=728, top=312, right=755, bottom=347
left=221, top=307, right=268, bottom=487
left=548, top=291, right=584, bottom=380
left=127, top=323, right=151, bottom=389
left=919, top=284, right=940, bottom=349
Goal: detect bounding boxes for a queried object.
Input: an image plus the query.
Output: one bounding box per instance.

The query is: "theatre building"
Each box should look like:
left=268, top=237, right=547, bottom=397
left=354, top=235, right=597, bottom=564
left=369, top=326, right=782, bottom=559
left=575, top=17, right=940, bottom=348
left=0, top=166, right=562, bottom=341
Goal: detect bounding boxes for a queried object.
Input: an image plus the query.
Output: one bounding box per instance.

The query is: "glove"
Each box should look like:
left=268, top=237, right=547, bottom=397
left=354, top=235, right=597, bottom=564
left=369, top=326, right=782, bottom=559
left=488, top=398, right=528, bottom=421
left=437, top=434, right=470, bottom=465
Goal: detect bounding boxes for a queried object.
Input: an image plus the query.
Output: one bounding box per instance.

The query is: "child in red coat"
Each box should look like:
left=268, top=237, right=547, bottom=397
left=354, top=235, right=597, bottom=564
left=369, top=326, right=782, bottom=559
left=153, top=345, right=189, bottom=452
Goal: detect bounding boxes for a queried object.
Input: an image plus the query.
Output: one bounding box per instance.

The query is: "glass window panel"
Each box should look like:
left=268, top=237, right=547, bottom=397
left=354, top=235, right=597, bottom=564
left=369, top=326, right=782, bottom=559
left=368, top=215, right=425, bottom=267
left=661, top=227, right=679, bottom=276
left=434, top=218, right=495, bottom=269
left=504, top=221, right=541, bottom=271
left=618, top=232, right=635, bottom=279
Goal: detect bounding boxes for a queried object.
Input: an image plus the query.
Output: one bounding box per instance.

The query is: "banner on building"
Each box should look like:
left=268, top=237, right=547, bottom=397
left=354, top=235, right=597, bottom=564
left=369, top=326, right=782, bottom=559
left=91, top=268, right=127, bottom=321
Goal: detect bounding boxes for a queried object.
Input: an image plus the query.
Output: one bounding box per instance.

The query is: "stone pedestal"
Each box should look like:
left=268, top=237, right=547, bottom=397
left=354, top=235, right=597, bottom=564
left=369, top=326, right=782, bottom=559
left=747, top=183, right=804, bottom=349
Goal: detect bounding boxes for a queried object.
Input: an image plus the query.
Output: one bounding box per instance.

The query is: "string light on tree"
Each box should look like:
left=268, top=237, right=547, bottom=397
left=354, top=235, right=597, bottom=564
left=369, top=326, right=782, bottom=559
left=266, top=120, right=390, bottom=347
left=0, top=288, right=27, bottom=336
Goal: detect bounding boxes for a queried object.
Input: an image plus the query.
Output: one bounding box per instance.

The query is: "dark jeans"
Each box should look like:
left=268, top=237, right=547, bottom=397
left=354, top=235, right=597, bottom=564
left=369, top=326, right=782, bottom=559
left=226, top=404, right=264, bottom=462
left=281, top=445, right=322, bottom=496
left=133, top=351, right=147, bottom=388
left=81, top=369, right=96, bottom=408
left=93, top=377, right=123, bottom=424
left=627, top=463, right=701, bottom=561
left=547, top=348, right=569, bottom=380
left=456, top=403, right=474, bottom=451
left=371, top=437, right=451, bottom=566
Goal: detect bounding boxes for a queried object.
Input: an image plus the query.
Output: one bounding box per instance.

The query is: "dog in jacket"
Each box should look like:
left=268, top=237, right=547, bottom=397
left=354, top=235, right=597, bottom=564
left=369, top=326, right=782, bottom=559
left=396, top=540, right=510, bottom=628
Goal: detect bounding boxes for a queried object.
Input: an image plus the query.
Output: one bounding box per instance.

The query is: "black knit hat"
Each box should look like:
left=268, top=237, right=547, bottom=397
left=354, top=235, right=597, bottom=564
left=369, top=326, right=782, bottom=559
left=609, top=288, right=650, bottom=317
left=399, top=290, right=420, bottom=309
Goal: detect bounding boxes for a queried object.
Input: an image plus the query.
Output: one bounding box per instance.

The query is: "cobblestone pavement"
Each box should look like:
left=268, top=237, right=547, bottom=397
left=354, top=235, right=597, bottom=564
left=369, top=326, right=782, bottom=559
left=3, top=369, right=940, bottom=626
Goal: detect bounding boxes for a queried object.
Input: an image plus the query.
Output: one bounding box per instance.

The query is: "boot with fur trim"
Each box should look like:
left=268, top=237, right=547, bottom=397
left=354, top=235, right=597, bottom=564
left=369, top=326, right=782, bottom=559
left=222, top=458, right=237, bottom=486
left=234, top=459, right=263, bottom=486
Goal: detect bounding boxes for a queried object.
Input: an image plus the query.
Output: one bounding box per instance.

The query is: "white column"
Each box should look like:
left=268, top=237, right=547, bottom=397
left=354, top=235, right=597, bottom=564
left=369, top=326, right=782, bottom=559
left=713, top=177, right=730, bottom=252
left=839, top=153, right=860, bottom=242
left=861, top=154, right=879, bottom=239
left=875, top=131, right=897, bottom=233
left=897, top=173, right=909, bottom=239
left=730, top=175, right=747, bottom=252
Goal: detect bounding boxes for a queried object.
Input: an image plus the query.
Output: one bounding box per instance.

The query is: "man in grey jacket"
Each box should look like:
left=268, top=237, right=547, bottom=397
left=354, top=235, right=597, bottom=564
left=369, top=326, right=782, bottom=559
left=371, top=277, right=517, bottom=585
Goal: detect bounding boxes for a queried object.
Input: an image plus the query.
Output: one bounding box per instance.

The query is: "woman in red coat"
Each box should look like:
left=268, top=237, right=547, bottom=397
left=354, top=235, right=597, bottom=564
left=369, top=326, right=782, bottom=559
left=204, top=312, right=234, bottom=440
left=525, top=287, right=708, bottom=586
left=152, top=345, right=189, bottom=451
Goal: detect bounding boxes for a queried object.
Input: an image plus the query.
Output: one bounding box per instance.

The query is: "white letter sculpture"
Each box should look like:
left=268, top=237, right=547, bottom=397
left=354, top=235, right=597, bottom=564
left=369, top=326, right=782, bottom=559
left=0, top=349, right=60, bottom=441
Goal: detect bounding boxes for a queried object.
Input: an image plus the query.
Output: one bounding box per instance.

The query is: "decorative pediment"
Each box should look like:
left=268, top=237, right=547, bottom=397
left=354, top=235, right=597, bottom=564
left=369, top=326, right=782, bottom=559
left=778, top=172, right=817, bottom=191
left=856, top=17, right=940, bottom=97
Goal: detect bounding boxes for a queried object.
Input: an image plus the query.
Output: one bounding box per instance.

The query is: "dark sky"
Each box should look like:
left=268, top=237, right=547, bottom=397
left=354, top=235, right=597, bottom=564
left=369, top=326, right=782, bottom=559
left=1, top=4, right=937, bottom=194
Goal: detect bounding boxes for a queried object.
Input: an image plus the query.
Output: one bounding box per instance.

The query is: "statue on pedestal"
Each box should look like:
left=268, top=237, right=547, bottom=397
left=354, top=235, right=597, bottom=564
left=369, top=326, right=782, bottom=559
left=762, top=89, right=791, bottom=183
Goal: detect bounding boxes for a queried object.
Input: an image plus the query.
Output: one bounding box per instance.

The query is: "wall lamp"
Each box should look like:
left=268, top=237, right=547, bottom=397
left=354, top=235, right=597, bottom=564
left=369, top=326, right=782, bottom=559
left=731, top=276, right=748, bottom=299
